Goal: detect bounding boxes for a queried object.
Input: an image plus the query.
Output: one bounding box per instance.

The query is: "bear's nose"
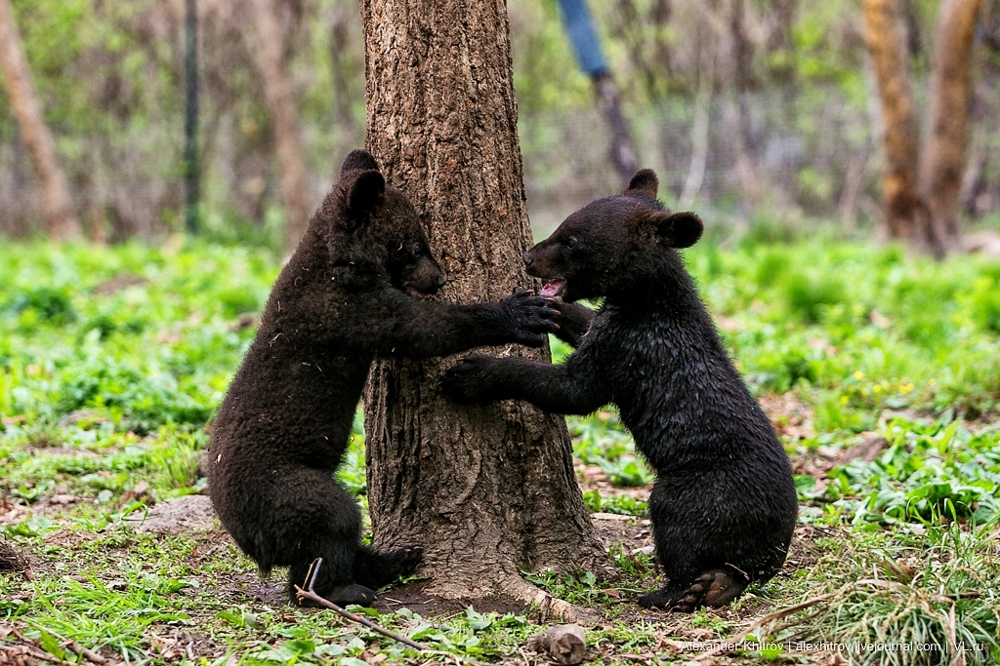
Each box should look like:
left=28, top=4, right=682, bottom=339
left=437, top=274, right=447, bottom=287
left=522, top=251, right=533, bottom=267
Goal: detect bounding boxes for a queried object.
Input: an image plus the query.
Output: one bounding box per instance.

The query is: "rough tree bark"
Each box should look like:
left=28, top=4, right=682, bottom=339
left=920, top=0, right=984, bottom=253
left=0, top=0, right=81, bottom=240
left=860, top=0, right=928, bottom=247
left=360, top=0, right=608, bottom=619
left=249, top=0, right=311, bottom=251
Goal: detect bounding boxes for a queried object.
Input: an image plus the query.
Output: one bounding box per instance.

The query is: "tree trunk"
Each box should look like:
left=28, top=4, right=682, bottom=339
left=328, top=3, right=357, bottom=130
left=860, top=0, right=929, bottom=247
left=0, top=0, right=81, bottom=240
left=361, top=0, right=608, bottom=620
left=729, top=0, right=762, bottom=207
left=249, top=0, right=311, bottom=251
left=920, top=0, right=984, bottom=253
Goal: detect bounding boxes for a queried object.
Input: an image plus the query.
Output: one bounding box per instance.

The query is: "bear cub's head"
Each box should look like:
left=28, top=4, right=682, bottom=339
left=523, top=169, right=704, bottom=303
left=337, top=150, right=446, bottom=299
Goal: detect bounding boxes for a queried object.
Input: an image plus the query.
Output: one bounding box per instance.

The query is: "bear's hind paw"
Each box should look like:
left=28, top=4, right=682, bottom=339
left=638, top=569, right=747, bottom=613
left=311, top=583, right=378, bottom=608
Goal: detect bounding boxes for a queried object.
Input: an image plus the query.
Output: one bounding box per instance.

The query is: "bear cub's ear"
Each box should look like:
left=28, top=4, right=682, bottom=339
left=346, top=170, right=386, bottom=219
left=339, top=149, right=386, bottom=221
left=625, top=169, right=659, bottom=200
left=652, top=211, right=704, bottom=249
left=340, top=149, right=380, bottom=176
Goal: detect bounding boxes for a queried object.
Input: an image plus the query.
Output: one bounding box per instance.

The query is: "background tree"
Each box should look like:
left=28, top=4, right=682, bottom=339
left=0, top=0, right=80, bottom=240
left=860, top=0, right=926, bottom=247
left=862, top=0, right=985, bottom=257
left=249, top=0, right=310, bottom=251
left=556, top=0, right=637, bottom=184
left=2, top=0, right=1000, bottom=242
left=360, top=0, right=608, bottom=618
left=920, top=0, right=986, bottom=254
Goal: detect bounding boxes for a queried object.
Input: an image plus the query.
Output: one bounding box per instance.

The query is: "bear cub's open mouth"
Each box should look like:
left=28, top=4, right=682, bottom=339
left=539, top=279, right=566, bottom=299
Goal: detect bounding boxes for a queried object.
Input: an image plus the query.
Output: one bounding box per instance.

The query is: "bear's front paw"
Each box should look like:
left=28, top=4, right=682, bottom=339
left=390, top=545, right=423, bottom=576
left=441, top=355, right=499, bottom=404
left=501, top=289, right=559, bottom=347
left=551, top=300, right=594, bottom=347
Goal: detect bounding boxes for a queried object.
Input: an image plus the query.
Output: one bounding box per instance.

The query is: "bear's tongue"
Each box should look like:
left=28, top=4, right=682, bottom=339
left=540, top=279, right=566, bottom=299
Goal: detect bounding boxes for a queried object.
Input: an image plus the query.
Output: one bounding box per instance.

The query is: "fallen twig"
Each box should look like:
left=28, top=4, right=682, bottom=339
left=4, top=626, right=104, bottom=666
left=293, top=558, right=494, bottom=666
left=33, top=626, right=110, bottom=665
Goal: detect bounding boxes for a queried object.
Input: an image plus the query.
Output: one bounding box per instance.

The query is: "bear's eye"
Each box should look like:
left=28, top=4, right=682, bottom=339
left=408, top=244, right=424, bottom=259
left=565, top=237, right=579, bottom=250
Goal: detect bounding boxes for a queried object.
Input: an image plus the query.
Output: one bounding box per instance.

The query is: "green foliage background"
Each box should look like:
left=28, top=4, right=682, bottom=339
left=2, top=238, right=999, bottom=525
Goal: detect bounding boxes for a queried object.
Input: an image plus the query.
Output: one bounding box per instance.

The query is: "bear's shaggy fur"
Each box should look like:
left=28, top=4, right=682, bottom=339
left=443, top=169, right=798, bottom=612
left=208, top=150, right=558, bottom=606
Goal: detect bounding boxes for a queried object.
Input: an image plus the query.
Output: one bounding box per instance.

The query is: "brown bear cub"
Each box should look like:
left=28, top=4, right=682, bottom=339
left=208, top=150, right=559, bottom=607
left=444, top=169, right=798, bottom=612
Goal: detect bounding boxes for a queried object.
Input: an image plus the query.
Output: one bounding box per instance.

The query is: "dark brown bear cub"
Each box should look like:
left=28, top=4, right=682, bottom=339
left=443, top=169, right=798, bottom=612
left=208, top=150, right=558, bottom=607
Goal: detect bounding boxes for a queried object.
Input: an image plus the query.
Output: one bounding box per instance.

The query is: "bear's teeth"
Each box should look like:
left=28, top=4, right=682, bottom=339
left=540, top=280, right=565, bottom=298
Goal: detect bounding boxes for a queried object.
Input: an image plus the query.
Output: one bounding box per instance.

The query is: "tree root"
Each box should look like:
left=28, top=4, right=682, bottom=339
left=409, top=563, right=601, bottom=626
left=498, top=575, right=599, bottom=626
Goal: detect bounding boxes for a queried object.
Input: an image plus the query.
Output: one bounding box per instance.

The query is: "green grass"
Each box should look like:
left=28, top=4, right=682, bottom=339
left=2, top=237, right=1000, bottom=664
left=755, top=522, right=1000, bottom=665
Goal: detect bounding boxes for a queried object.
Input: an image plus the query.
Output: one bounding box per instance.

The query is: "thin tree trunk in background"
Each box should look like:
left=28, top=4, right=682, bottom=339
left=0, top=0, right=81, bottom=240
left=593, top=74, right=638, bottom=185
left=920, top=0, right=984, bottom=253
left=860, top=0, right=927, bottom=246
left=328, top=4, right=355, bottom=129
left=729, top=0, right=762, bottom=207
left=249, top=0, right=310, bottom=251
left=361, top=0, right=607, bottom=620
left=183, top=0, right=200, bottom=235
left=679, top=19, right=713, bottom=209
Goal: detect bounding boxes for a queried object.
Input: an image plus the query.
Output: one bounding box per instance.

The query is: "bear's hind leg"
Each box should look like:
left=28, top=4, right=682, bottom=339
left=353, top=544, right=424, bottom=590
left=638, top=569, right=748, bottom=613
left=284, top=478, right=379, bottom=607
left=288, top=540, right=378, bottom=608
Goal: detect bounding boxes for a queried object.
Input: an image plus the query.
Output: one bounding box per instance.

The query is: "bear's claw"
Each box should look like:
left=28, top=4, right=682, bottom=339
left=393, top=545, right=423, bottom=575
left=638, top=569, right=747, bottom=613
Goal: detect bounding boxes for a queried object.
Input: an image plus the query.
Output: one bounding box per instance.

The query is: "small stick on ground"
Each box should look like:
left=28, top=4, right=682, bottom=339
left=293, top=558, right=495, bottom=666
left=16, top=623, right=110, bottom=665
left=5, top=626, right=103, bottom=666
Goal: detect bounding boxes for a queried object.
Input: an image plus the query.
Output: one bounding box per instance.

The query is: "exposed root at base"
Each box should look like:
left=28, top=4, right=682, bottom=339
left=410, top=569, right=600, bottom=625
left=497, top=575, right=599, bottom=626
